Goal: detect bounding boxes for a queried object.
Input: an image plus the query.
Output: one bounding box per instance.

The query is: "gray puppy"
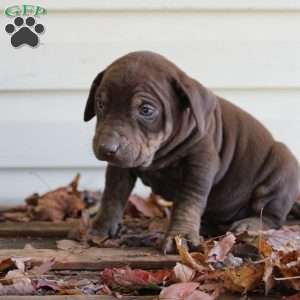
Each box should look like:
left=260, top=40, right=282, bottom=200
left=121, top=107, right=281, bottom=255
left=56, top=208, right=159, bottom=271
left=84, top=51, right=300, bottom=253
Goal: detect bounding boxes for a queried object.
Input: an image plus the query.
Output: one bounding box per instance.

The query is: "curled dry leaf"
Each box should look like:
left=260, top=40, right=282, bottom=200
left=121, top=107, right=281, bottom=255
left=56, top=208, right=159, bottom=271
left=173, top=263, right=196, bottom=282
left=29, top=258, right=55, bottom=276
left=224, top=263, right=264, bottom=293
left=275, top=250, right=300, bottom=290
left=0, top=257, right=31, bottom=273
left=159, top=282, right=215, bottom=300
left=263, top=258, right=274, bottom=295
left=28, top=174, right=85, bottom=222
left=175, top=236, right=207, bottom=272
left=127, top=194, right=164, bottom=218
left=0, top=277, right=34, bottom=296
left=0, top=269, right=34, bottom=296
left=207, top=233, right=236, bottom=263
left=0, top=258, right=17, bottom=273
left=264, top=226, right=300, bottom=253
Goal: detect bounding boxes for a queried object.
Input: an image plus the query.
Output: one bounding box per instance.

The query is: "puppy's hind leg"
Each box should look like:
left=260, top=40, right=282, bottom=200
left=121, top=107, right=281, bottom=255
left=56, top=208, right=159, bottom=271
left=230, top=142, right=300, bottom=233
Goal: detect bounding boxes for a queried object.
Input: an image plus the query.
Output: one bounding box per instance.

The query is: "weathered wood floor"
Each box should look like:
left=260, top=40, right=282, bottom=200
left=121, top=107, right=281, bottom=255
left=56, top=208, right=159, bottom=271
left=0, top=221, right=286, bottom=300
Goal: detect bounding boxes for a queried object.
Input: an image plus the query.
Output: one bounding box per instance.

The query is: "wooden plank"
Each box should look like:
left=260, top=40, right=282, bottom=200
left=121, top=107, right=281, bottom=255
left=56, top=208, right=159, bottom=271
left=0, top=248, right=179, bottom=270
left=0, top=294, right=282, bottom=300
left=0, top=218, right=298, bottom=238
left=0, top=238, right=58, bottom=249
left=0, top=297, right=155, bottom=300
left=0, top=222, right=75, bottom=238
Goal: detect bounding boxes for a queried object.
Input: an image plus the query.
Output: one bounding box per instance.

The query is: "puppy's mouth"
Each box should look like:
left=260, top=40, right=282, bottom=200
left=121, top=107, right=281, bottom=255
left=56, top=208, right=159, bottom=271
left=94, top=149, right=153, bottom=169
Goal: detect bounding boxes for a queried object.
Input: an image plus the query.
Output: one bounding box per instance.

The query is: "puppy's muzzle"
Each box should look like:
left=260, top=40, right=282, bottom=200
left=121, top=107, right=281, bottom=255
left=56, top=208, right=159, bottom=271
left=96, top=131, right=120, bottom=160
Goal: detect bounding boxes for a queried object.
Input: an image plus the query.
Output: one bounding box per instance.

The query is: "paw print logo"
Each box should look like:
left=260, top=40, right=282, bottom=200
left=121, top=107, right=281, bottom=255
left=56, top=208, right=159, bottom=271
left=5, top=16, right=45, bottom=48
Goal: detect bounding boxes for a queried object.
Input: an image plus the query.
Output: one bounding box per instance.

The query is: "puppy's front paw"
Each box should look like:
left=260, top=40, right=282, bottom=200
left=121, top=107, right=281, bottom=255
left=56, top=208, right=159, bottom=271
left=87, top=219, right=121, bottom=246
left=161, top=231, right=203, bottom=254
left=229, top=217, right=270, bottom=233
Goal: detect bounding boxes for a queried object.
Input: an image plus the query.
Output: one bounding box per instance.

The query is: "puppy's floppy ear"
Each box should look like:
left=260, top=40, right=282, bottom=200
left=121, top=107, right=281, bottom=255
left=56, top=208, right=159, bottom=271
left=84, top=71, right=105, bottom=122
left=172, top=72, right=217, bottom=135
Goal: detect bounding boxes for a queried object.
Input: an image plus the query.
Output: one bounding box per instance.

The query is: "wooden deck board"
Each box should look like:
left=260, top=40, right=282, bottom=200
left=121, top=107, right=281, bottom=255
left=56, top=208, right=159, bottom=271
left=0, top=295, right=283, bottom=300
left=0, top=247, right=179, bottom=270
left=0, top=221, right=75, bottom=238
left=0, top=221, right=295, bottom=299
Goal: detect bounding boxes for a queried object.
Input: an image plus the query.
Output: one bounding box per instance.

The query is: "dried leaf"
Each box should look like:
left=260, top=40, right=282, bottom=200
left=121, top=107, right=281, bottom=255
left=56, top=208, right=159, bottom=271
left=29, top=259, right=55, bottom=275
left=101, top=267, right=171, bottom=290
left=0, top=258, right=16, bottom=273
left=276, top=250, right=300, bottom=290
left=258, top=238, right=273, bottom=257
left=29, top=175, right=85, bottom=222
left=224, top=263, right=264, bottom=292
left=175, top=236, right=206, bottom=272
left=159, top=282, right=214, bottom=300
left=0, top=278, right=34, bottom=295
left=127, top=194, right=164, bottom=218
left=173, top=263, right=196, bottom=282
left=35, top=278, right=60, bottom=291
left=207, top=233, right=236, bottom=263
left=263, top=226, right=300, bottom=253
left=0, top=270, right=34, bottom=296
left=263, top=258, right=274, bottom=295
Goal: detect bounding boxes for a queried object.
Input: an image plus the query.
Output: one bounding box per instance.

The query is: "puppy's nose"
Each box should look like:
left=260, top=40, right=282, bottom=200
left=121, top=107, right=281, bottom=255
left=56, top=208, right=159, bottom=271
left=99, top=140, right=120, bottom=157
left=98, top=131, right=120, bottom=157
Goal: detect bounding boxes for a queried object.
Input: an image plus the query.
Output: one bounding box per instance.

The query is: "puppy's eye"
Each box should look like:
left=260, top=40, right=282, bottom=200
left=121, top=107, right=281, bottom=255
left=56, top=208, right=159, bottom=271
left=139, top=103, right=156, bottom=118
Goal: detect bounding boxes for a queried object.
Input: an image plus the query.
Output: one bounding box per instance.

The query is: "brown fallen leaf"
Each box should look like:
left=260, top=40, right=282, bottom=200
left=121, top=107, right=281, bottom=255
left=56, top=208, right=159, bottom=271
left=159, top=282, right=215, bottom=300
left=127, top=194, right=164, bottom=218
left=224, top=262, right=264, bottom=293
left=28, top=174, right=85, bottom=222
left=101, top=267, right=171, bottom=290
left=275, top=250, right=300, bottom=290
left=207, top=233, right=236, bottom=263
left=0, top=258, right=16, bottom=273
left=0, top=257, right=31, bottom=274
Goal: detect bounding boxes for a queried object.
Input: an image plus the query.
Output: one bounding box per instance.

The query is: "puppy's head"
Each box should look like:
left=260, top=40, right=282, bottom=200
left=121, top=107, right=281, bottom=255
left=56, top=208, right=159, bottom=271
left=84, top=51, right=216, bottom=168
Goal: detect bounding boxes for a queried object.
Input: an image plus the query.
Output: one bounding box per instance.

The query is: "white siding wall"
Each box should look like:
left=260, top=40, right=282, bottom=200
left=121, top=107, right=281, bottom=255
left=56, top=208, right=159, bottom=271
left=0, top=0, right=300, bottom=204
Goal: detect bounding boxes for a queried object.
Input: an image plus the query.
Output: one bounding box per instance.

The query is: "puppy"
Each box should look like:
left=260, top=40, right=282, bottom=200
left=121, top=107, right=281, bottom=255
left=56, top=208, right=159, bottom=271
left=84, top=51, right=299, bottom=253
